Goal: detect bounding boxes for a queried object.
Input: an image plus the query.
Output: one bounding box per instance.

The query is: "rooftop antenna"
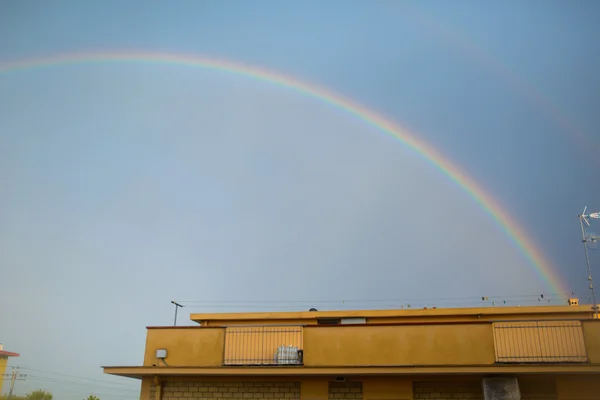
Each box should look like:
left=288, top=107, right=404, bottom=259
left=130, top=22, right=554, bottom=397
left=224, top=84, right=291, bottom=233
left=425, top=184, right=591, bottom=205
left=171, top=301, right=184, bottom=326
left=578, top=206, right=599, bottom=319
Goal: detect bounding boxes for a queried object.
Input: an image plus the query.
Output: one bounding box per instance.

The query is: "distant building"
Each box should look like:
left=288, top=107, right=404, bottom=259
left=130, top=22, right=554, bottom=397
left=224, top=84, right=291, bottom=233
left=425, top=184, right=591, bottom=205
left=103, top=299, right=600, bottom=400
left=0, top=344, right=20, bottom=394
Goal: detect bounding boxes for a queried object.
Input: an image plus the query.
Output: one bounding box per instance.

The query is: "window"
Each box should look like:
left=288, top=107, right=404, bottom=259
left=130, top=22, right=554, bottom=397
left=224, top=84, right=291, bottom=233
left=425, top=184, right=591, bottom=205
left=318, top=318, right=341, bottom=325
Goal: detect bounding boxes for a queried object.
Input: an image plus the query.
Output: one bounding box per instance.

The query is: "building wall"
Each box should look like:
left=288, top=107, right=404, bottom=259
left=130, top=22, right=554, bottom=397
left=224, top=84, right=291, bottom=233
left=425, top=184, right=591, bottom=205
left=518, top=376, right=557, bottom=400
left=151, top=381, right=301, bottom=400
left=144, top=328, right=224, bottom=367
left=201, top=319, right=317, bottom=327
left=304, top=324, right=495, bottom=366
left=362, top=378, right=412, bottom=400
left=190, top=305, right=598, bottom=326
left=582, top=321, right=600, bottom=363
left=140, top=376, right=600, bottom=400
left=142, top=321, right=599, bottom=369
left=556, top=376, right=600, bottom=400
left=413, top=380, right=483, bottom=400
left=301, top=380, right=328, bottom=400
left=328, top=383, right=362, bottom=400
left=0, top=357, right=7, bottom=394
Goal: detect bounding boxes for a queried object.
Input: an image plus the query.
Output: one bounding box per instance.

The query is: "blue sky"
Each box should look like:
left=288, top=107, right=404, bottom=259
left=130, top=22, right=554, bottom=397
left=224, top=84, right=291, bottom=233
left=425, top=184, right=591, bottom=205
left=1, top=1, right=600, bottom=399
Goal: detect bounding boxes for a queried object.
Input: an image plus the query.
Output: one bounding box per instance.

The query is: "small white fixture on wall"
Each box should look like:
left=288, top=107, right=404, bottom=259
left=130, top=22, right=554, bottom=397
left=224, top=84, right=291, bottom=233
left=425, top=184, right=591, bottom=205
left=156, top=349, right=167, bottom=359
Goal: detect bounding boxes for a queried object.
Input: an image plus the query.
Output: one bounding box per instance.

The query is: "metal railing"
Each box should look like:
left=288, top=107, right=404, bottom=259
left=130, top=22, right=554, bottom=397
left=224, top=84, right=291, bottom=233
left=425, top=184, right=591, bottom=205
left=493, top=320, right=588, bottom=363
left=223, top=326, right=303, bottom=366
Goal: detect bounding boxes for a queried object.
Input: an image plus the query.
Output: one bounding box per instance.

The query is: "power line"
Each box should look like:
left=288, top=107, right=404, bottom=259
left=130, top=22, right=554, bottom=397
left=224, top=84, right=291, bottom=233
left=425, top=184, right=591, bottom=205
left=175, top=293, right=576, bottom=310
left=24, top=376, right=139, bottom=400
left=15, top=367, right=139, bottom=389
left=24, top=375, right=139, bottom=400
left=25, top=375, right=138, bottom=393
left=181, top=301, right=564, bottom=310
left=176, top=292, right=573, bottom=305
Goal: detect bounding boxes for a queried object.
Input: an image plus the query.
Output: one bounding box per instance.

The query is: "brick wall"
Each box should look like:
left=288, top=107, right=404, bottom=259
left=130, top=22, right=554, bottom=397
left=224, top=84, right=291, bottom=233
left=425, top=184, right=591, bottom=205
left=150, top=381, right=301, bottom=400
left=413, top=381, right=484, bottom=400
left=329, top=382, right=362, bottom=400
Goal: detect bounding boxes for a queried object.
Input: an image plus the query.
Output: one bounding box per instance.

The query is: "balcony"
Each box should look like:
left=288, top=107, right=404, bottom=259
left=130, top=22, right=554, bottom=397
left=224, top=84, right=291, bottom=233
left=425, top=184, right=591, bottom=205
left=223, top=326, right=303, bottom=366
left=140, top=319, right=600, bottom=370
left=492, top=320, right=588, bottom=363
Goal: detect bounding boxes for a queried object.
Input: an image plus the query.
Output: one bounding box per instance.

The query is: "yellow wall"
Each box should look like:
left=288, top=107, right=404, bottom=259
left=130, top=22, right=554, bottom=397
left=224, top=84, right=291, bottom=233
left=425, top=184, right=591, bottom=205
left=582, top=320, right=600, bottom=363
left=142, top=321, right=598, bottom=369
left=191, top=305, right=597, bottom=326
left=300, top=380, right=328, bottom=400
left=0, top=357, right=7, bottom=394
left=144, top=328, right=225, bottom=367
left=203, top=319, right=318, bottom=327
left=303, top=324, right=495, bottom=366
left=362, top=378, right=412, bottom=400
left=557, top=376, right=600, bottom=399
left=518, top=375, right=557, bottom=399
left=140, top=377, right=152, bottom=400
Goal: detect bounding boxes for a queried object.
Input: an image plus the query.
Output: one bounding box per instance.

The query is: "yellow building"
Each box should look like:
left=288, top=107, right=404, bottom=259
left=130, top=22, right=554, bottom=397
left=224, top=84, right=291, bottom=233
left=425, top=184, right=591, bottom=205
left=0, top=344, right=20, bottom=394
left=103, top=300, right=600, bottom=400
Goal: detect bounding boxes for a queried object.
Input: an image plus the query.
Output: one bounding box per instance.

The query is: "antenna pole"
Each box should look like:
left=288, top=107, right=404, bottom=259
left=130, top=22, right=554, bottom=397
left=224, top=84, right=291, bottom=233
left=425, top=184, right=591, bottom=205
left=579, top=212, right=598, bottom=319
left=171, top=301, right=184, bottom=326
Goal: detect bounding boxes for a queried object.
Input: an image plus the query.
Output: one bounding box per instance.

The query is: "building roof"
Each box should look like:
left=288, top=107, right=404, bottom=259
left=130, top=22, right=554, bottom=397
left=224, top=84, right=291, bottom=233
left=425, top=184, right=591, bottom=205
left=190, top=304, right=598, bottom=324
left=0, top=350, right=19, bottom=357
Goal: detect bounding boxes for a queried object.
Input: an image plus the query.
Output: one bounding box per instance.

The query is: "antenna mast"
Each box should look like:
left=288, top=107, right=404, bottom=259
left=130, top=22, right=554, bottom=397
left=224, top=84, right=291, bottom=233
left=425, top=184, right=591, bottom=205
left=171, top=301, right=184, bottom=326
left=578, top=206, right=599, bottom=319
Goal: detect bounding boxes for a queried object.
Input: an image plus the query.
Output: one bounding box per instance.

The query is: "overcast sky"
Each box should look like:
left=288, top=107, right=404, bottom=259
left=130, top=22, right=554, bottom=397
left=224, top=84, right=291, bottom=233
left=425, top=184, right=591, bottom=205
left=1, top=1, right=600, bottom=399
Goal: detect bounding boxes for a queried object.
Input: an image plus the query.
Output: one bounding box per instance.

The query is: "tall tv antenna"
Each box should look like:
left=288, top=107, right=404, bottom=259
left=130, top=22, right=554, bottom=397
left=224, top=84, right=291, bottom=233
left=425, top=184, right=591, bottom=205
left=578, top=206, right=599, bottom=318
left=171, top=301, right=184, bottom=326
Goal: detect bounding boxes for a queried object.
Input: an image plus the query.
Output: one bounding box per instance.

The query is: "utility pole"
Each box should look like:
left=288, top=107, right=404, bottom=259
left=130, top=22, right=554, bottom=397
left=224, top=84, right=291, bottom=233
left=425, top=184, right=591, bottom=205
left=171, top=301, right=184, bottom=326
left=3, top=367, right=27, bottom=400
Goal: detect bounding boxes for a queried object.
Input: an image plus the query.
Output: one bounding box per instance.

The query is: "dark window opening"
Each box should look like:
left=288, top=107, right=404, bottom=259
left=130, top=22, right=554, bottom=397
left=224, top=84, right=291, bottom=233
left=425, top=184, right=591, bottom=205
left=318, top=318, right=341, bottom=325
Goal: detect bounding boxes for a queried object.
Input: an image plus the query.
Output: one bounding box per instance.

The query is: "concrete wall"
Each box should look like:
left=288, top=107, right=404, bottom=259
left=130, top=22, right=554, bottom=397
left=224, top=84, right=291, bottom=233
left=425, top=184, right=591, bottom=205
left=582, top=320, right=600, bottom=363
left=144, top=327, right=225, bottom=367
left=303, top=324, right=495, bottom=366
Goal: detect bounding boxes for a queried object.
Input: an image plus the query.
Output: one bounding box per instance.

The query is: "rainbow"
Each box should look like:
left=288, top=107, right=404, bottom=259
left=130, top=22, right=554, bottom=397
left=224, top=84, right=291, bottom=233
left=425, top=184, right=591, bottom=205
left=0, top=51, right=568, bottom=295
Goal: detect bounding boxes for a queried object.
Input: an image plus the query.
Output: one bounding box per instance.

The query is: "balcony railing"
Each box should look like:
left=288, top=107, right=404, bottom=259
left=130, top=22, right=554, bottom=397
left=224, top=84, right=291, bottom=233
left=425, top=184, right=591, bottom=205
left=492, top=320, right=588, bottom=363
left=223, top=326, right=303, bottom=366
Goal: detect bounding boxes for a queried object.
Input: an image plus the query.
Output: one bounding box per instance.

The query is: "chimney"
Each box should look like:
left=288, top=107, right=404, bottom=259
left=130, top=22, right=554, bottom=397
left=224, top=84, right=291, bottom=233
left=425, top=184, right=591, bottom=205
left=0, top=343, right=3, bottom=351
left=567, top=297, right=579, bottom=306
